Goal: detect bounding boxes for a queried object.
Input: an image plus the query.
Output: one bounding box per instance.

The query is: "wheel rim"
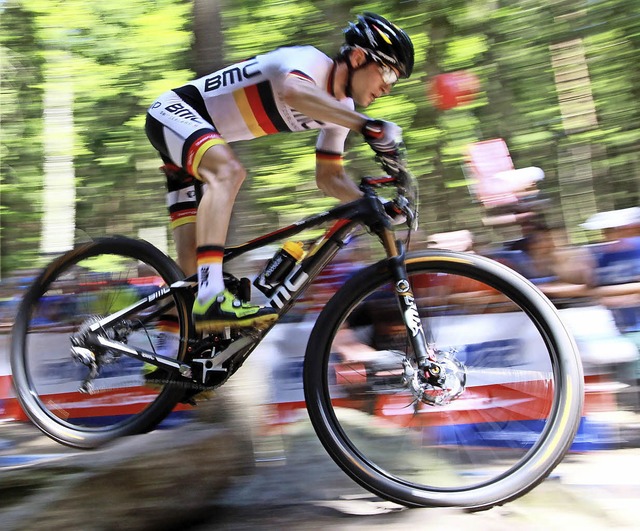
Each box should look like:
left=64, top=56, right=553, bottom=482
left=311, top=255, right=580, bottom=501
left=14, top=244, right=188, bottom=436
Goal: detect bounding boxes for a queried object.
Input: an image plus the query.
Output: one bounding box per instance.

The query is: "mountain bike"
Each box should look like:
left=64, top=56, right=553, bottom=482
left=10, top=156, right=584, bottom=510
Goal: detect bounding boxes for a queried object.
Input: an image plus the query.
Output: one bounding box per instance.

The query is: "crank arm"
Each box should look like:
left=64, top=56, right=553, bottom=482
left=190, top=334, right=259, bottom=385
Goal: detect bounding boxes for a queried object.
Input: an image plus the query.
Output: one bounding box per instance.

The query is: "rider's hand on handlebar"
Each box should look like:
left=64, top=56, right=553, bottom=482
left=362, top=119, right=403, bottom=158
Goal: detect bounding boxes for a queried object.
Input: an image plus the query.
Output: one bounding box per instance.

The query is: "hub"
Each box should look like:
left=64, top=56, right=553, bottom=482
left=402, top=350, right=466, bottom=405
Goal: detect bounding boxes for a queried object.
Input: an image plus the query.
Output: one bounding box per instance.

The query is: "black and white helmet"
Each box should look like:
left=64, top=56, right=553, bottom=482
left=343, top=12, right=415, bottom=79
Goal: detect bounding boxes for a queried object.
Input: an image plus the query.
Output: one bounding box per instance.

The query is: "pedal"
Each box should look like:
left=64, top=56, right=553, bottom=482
left=221, top=273, right=252, bottom=302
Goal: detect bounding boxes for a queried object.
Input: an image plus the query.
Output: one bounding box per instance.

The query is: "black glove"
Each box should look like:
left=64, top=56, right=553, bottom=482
left=362, top=119, right=403, bottom=156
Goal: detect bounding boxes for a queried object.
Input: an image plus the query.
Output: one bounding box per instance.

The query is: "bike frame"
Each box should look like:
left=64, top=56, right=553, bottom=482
left=78, top=182, right=434, bottom=385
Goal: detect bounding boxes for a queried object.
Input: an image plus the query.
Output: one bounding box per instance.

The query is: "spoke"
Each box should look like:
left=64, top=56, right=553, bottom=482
left=323, top=268, right=558, bottom=489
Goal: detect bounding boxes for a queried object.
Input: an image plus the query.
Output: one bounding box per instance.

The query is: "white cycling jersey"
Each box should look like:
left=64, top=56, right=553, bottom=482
left=147, top=45, right=353, bottom=178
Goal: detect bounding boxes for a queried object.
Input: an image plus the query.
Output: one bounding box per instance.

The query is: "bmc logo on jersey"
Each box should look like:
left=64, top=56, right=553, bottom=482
left=204, top=60, right=262, bottom=92
left=164, top=103, right=202, bottom=122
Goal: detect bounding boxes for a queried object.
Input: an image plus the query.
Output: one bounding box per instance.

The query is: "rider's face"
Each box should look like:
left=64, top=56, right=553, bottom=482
left=349, top=52, right=397, bottom=107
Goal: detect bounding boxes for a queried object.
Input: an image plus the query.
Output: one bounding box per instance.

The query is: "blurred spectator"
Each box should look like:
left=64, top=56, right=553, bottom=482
left=461, top=139, right=594, bottom=302
left=584, top=207, right=640, bottom=298
left=583, top=207, right=640, bottom=411
left=488, top=217, right=592, bottom=304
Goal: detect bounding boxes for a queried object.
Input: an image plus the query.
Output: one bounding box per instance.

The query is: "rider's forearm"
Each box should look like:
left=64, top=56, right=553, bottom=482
left=316, top=170, right=363, bottom=203
left=283, top=78, right=368, bottom=132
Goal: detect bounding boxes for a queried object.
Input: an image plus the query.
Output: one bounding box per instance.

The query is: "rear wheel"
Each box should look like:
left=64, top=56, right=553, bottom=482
left=304, top=250, right=583, bottom=510
left=10, top=236, right=192, bottom=449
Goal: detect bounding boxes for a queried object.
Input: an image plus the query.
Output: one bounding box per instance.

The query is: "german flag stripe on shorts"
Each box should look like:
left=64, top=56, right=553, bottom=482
left=184, top=131, right=226, bottom=180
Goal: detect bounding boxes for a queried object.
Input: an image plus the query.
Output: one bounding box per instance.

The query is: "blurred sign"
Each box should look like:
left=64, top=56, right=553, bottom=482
left=264, top=308, right=636, bottom=444
left=466, top=139, right=544, bottom=208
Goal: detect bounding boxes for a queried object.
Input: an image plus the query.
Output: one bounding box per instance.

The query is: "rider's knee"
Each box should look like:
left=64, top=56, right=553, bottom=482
left=199, top=156, right=246, bottom=190
left=221, top=158, right=247, bottom=188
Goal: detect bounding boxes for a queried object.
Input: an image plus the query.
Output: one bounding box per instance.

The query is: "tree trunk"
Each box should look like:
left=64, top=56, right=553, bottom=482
left=192, top=0, right=225, bottom=77
left=40, top=53, right=76, bottom=256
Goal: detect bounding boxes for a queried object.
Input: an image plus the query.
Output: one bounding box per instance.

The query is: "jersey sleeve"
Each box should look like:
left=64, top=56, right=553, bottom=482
left=276, top=46, right=330, bottom=86
left=316, top=126, right=349, bottom=164
left=270, top=46, right=352, bottom=160
left=315, top=93, right=354, bottom=163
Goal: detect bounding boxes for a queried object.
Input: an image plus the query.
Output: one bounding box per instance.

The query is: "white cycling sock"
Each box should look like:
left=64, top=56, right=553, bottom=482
left=196, top=246, right=225, bottom=304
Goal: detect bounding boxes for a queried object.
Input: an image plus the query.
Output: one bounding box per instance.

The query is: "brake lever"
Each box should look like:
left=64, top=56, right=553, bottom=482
left=394, top=195, right=418, bottom=231
left=395, top=167, right=419, bottom=232
left=373, top=150, right=418, bottom=231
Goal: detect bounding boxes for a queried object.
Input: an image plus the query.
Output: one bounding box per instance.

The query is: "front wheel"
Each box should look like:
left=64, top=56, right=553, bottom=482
left=10, top=236, right=192, bottom=449
left=303, top=250, right=583, bottom=510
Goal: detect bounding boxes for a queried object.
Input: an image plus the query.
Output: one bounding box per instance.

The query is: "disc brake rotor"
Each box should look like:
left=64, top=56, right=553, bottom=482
left=403, top=351, right=467, bottom=405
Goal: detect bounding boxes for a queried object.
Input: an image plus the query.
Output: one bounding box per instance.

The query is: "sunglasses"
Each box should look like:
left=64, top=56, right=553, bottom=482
left=378, top=63, right=399, bottom=85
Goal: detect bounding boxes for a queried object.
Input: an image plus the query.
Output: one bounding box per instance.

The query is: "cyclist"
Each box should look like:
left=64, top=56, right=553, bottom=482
left=145, top=12, right=414, bottom=334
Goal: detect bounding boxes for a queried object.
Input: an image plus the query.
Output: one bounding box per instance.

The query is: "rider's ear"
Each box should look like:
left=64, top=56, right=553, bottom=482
left=349, top=48, right=367, bottom=69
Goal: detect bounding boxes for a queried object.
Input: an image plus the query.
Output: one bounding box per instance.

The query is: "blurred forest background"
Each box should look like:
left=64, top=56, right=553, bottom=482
left=1, top=0, right=639, bottom=277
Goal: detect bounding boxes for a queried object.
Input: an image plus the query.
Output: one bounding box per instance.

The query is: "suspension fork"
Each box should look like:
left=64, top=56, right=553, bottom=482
left=382, top=234, right=445, bottom=386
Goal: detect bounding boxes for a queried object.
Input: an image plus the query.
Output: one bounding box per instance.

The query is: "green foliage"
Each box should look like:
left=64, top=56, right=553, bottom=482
left=1, top=0, right=639, bottom=275
left=0, top=2, right=46, bottom=273
left=1, top=0, right=193, bottom=275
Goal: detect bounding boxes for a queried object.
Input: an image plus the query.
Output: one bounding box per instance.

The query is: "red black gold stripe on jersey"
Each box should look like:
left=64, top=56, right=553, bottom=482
left=289, top=70, right=315, bottom=83
left=316, top=150, right=344, bottom=166
left=233, top=81, right=293, bottom=137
